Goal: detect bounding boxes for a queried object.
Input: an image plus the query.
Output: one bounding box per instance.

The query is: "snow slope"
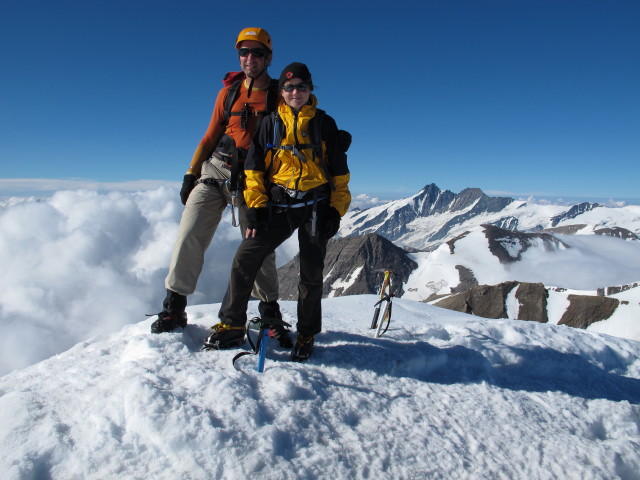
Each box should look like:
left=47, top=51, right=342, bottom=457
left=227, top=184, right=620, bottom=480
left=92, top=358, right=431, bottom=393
left=1, top=296, right=639, bottom=479
left=404, top=226, right=640, bottom=302
left=401, top=225, right=640, bottom=342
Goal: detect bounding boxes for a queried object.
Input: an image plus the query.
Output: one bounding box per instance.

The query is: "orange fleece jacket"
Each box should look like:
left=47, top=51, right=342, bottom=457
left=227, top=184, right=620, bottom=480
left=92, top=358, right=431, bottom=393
left=186, top=80, right=271, bottom=175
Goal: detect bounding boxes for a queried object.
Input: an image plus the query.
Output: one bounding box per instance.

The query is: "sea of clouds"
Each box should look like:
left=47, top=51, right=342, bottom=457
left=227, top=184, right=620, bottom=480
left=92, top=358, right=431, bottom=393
left=0, top=187, right=312, bottom=375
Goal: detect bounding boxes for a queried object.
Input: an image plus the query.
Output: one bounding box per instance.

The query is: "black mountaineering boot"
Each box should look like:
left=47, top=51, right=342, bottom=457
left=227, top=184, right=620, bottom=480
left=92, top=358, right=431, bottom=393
left=203, top=323, right=246, bottom=350
left=259, top=301, right=293, bottom=348
left=270, top=325, right=294, bottom=349
left=150, top=290, right=188, bottom=333
left=291, top=334, right=314, bottom=362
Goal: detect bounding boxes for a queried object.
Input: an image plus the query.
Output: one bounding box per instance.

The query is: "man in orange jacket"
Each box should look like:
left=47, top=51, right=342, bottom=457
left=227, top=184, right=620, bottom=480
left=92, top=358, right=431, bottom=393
left=151, top=28, right=291, bottom=348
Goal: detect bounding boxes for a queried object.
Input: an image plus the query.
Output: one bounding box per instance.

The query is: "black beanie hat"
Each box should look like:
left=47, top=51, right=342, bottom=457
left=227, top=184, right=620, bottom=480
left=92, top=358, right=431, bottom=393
left=279, top=62, right=313, bottom=91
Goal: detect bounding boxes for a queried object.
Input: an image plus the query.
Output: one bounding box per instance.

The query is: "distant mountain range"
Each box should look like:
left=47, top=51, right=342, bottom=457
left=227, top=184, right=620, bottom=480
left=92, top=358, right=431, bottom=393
left=339, top=183, right=639, bottom=250
left=277, top=184, right=640, bottom=340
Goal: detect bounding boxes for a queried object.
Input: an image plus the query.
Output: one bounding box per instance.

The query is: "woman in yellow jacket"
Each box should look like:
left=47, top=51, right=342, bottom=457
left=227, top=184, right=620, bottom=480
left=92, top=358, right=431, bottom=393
left=206, top=62, right=351, bottom=361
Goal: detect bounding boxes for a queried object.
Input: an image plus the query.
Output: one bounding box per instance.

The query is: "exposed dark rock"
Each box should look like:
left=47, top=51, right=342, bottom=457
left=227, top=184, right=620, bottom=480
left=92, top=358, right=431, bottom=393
left=515, top=283, right=549, bottom=323
left=451, top=265, right=478, bottom=293
left=594, top=227, right=639, bottom=240
left=428, top=192, right=513, bottom=242
left=434, top=282, right=519, bottom=319
left=483, top=224, right=570, bottom=264
left=488, top=216, right=520, bottom=230
left=550, top=202, right=600, bottom=227
left=599, top=282, right=640, bottom=296
left=446, top=231, right=470, bottom=254
left=277, top=233, right=417, bottom=300
left=543, top=224, right=588, bottom=235
left=434, top=281, right=549, bottom=323
left=543, top=225, right=639, bottom=240
left=470, top=282, right=518, bottom=318
left=432, top=291, right=472, bottom=314
left=558, top=295, right=619, bottom=329
left=436, top=280, right=627, bottom=330
left=449, top=188, right=485, bottom=211
left=423, top=292, right=451, bottom=303
left=347, top=184, right=455, bottom=239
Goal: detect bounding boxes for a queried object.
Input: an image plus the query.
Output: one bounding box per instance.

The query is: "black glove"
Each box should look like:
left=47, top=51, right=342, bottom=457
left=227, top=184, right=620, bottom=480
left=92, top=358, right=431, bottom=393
left=269, top=185, right=288, bottom=204
left=180, top=174, right=198, bottom=205
left=324, top=207, right=341, bottom=239
left=245, top=207, right=268, bottom=235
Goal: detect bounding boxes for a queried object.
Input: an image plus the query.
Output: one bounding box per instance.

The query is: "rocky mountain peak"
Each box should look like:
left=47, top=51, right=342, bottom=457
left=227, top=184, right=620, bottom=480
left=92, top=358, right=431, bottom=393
left=550, top=202, right=600, bottom=227
left=343, top=183, right=515, bottom=245
left=277, top=233, right=417, bottom=300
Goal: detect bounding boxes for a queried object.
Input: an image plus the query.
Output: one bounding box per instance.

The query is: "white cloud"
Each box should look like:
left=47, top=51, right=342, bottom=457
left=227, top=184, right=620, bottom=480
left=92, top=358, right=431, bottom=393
left=0, top=178, right=179, bottom=196
left=349, top=193, right=386, bottom=211
left=0, top=187, right=298, bottom=375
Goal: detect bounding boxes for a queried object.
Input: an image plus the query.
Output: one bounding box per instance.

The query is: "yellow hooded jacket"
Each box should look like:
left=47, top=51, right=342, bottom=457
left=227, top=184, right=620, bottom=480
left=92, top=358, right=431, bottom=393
left=244, top=96, right=351, bottom=216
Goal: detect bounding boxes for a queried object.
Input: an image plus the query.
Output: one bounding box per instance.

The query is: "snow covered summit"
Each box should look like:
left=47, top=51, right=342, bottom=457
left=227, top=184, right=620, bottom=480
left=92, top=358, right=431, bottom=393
left=1, top=296, right=639, bottom=479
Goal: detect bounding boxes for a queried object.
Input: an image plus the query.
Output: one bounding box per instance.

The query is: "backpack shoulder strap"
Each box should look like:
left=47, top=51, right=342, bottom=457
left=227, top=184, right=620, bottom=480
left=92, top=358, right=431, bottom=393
left=266, top=111, right=284, bottom=149
left=312, top=109, right=336, bottom=191
left=222, top=79, right=243, bottom=127
left=265, top=79, right=280, bottom=114
left=312, top=109, right=326, bottom=152
left=223, top=78, right=279, bottom=127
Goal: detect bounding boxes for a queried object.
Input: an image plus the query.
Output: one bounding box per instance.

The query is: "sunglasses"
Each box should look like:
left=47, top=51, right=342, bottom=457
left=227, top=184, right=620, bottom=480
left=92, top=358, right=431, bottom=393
left=238, top=47, right=267, bottom=58
left=282, top=83, right=310, bottom=92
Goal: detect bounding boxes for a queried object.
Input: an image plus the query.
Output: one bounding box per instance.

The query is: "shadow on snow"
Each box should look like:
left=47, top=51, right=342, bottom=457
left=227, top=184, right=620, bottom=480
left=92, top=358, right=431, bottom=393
left=181, top=325, right=640, bottom=404
left=315, top=331, right=640, bottom=404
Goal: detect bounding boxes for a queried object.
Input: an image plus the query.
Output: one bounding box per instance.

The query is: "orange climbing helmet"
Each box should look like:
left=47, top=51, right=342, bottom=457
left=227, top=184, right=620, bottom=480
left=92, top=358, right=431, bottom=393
left=235, top=27, right=272, bottom=51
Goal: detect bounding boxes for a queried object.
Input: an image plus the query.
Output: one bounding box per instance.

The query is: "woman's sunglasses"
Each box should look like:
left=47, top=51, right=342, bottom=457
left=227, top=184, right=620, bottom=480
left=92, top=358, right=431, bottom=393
left=237, top=47, right=267, bottom=58
left=282, top=83, right=310, bottom=92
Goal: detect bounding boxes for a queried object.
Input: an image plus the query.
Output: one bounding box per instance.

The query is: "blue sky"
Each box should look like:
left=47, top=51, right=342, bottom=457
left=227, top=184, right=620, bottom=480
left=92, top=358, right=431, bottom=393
left=1, top=0, right=639, bottom=204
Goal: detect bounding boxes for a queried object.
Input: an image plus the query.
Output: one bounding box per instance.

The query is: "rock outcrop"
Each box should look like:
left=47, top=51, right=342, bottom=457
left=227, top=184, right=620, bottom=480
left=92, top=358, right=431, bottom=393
left=434, top=281, right=548, bottom=322
left=558, top=295, right=620, bottom=329
left=277, top=233, right=417, bottom=300
left=433, top=281, right=632, bottom=331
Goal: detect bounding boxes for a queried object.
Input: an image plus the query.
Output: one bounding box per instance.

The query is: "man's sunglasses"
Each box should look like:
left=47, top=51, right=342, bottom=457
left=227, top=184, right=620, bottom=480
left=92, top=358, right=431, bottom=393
left=282, top=83, right=310, bottom=92
left=238, top=47, right=267, bottom=58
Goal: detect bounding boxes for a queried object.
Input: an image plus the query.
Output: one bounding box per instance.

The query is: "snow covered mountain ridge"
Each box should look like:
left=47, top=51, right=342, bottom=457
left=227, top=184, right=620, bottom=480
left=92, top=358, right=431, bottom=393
left=340, top=183, right=640, bottom=250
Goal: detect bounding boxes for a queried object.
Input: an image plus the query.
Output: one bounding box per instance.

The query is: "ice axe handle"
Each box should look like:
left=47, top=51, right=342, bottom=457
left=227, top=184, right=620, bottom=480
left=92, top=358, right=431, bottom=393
left=370, top=306, right=381, bottom=329
left=256, top=328, right=269, bottom=372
